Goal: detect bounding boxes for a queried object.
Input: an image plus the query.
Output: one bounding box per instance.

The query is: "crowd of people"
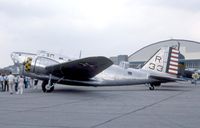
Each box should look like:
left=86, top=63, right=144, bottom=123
left=0, top=72, right=38, bottom=95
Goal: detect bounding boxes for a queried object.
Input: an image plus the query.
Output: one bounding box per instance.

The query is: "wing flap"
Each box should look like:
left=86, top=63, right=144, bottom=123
left=45, top=56, right=113, bottom=80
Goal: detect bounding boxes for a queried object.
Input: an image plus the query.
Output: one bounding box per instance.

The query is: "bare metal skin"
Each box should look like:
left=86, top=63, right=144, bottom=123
left=11, top=47, right=181, bottom=92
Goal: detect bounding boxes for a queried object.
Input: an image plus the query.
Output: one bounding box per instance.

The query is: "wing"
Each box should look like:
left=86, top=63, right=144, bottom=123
left=45, top=56, right=113, bottom=80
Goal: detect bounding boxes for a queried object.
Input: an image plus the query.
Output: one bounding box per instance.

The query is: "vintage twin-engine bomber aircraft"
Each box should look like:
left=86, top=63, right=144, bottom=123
left=11, top=46, right=181, bottom=93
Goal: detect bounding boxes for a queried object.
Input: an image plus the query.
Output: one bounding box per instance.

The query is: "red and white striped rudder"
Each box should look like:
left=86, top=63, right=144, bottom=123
left=167, top=47, right=179, bottom=76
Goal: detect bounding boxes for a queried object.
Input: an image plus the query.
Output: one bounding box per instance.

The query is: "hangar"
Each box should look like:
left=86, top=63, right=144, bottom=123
left=128, top=39, right=200, bottom=69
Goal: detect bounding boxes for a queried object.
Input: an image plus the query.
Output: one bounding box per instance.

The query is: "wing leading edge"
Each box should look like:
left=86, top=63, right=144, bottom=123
left=45, top=56, right=113, bottom=80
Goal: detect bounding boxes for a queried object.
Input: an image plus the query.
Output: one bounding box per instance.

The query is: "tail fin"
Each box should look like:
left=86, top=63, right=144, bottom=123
left=142, top=46, right=180, bottom=77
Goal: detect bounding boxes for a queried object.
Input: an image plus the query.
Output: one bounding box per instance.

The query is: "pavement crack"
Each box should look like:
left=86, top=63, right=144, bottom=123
left=17, top=98, right=93, bottom=112
left=90, top=91, right=186, bottom=128
left=0, top=121, right=83, bottom=128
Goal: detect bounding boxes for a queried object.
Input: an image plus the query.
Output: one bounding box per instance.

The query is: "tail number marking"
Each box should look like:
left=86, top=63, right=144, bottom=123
left=149, top=56, right=163, bottom=72
left=149, top=63, right=163, bottom=72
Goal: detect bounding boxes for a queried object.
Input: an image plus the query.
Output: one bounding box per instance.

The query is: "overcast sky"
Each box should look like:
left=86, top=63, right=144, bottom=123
left=0, top=0, right=200, bottom=68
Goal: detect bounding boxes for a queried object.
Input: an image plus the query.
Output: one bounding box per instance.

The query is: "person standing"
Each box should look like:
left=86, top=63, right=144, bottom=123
left=24, top=76, right=28, bottom=89
left=4, top=75, right=9, bottom=92
left=0, top=74, right=4, bottom=92
left=17, top=75, right=24, bottom=95
left=14, top=75, right=19, bottom=92
left=7, top=72, right=14, bottom=94
left=33, top=79, right=38, bottom=89
left=0, top=74, right=4, bottom=91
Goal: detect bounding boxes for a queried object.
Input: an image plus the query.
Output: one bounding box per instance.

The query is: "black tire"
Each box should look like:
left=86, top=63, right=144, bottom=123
left=41, top=81, right=54, bottom=93
left=149, top=83, right=155, bottom=90
left=149, top=86, right=155, bottom=90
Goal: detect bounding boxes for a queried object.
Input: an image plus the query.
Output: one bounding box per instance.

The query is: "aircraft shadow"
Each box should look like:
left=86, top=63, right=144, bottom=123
left=52, top=85, right=189, bottom=93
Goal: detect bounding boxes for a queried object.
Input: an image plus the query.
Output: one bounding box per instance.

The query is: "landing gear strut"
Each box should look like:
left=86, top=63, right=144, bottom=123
left=41, top=81, right=54, bottom=92
left=42, top=74, right=54, bottom=93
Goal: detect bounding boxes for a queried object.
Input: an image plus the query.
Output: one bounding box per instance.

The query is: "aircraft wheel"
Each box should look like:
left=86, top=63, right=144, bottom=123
left=42, top=81, right=54, bottom=93
left=149, top=86, right=155, bottom=90
left=149, top=83, right=155, bottom=90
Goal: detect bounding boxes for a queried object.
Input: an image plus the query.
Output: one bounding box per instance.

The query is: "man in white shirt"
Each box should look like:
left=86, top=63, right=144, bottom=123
left=7, top=72, right=15, bottom=94
left=0, top=74, right=4, bottom=91
left=14, top=75, right=19, bottom=92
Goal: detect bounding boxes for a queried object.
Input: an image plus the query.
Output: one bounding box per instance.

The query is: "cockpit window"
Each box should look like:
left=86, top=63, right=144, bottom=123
left=36, top=57, right=59, bottom=67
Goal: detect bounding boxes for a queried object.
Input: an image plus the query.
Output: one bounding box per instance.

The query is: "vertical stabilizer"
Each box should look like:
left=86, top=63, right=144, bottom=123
left=142, top=46, right=180, bottom=77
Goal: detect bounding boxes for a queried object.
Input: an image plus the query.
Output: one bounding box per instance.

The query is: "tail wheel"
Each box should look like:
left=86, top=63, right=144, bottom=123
left=149, top=85, right=155, bottom=90
left=42, top=81, right=54, bottom=93
left=149, top=82, right=161, bottom=90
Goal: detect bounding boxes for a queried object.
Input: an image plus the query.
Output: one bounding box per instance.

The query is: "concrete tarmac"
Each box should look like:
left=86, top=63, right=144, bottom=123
left=0, top=82, right=199, bottom=128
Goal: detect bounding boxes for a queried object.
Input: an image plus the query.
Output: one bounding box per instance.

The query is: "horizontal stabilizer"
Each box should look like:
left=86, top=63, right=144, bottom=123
left=46, top=56, right=113, bottom=80
left=149, top=75, right=183, bottom=83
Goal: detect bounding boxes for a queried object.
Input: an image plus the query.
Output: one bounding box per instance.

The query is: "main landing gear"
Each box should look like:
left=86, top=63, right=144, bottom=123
left=41, top=81, right=54, bottom=93
left=42, top=74, right=54, bottom=93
